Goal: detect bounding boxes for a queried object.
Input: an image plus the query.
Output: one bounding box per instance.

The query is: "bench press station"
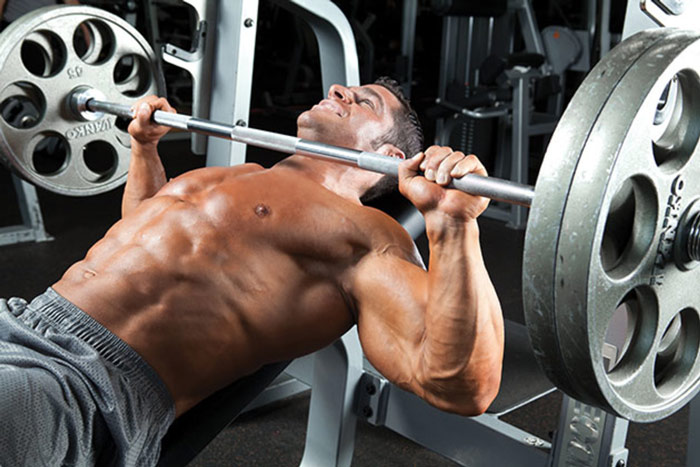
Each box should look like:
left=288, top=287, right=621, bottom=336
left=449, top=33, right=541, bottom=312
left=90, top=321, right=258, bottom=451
left=2, top=1, right=700, bottom=466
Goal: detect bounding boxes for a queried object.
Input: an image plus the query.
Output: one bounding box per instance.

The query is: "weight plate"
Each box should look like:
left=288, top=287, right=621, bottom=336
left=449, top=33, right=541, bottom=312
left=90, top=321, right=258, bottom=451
left=525, top=29, right=700, bottom=422
left=0, top=5, right=164, bottom=196
left=523, top=28, right=678, bottom=405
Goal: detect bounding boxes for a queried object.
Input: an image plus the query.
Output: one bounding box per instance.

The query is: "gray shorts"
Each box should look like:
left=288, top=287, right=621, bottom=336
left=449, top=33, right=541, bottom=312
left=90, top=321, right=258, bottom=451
left=0, top=288, right=175, bottom=466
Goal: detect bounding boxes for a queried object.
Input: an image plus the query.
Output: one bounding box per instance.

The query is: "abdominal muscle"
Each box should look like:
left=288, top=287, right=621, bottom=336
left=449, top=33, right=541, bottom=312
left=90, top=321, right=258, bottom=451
left=52, top=170, right=360, bottom=415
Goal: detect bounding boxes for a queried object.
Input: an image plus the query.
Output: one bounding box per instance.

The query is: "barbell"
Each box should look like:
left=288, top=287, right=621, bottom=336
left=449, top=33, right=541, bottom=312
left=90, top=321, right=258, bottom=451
left=71, top=89, right=536, bottom=207
left=1, top=5, right=700, bottom=422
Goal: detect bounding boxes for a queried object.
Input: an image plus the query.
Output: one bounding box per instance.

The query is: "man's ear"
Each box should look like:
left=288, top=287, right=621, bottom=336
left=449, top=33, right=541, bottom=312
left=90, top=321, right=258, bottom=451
left=374, top=143, right=406, bottom=160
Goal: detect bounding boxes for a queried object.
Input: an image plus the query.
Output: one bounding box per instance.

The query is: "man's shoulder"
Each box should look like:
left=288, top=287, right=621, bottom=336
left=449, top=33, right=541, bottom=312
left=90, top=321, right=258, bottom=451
left=353, top=205, right=422, bottom=266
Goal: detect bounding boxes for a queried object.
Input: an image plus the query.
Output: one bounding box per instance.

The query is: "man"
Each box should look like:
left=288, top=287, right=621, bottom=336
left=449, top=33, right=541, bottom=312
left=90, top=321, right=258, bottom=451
left=0, top=78, right=503, bottom=465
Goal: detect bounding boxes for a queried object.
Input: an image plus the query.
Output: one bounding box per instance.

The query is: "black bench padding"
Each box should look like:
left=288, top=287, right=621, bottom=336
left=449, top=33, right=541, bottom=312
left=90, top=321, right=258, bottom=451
left=157, top=361, right=291, bottom=467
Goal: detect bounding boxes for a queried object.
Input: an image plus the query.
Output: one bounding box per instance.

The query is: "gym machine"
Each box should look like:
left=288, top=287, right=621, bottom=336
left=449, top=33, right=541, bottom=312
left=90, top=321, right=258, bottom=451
left=430, top=0, right=559, bottom=230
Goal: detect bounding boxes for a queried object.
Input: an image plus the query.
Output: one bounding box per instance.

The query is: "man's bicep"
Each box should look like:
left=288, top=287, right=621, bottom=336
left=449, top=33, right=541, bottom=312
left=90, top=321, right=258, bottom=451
left=348, top=252, right=429, bottom=390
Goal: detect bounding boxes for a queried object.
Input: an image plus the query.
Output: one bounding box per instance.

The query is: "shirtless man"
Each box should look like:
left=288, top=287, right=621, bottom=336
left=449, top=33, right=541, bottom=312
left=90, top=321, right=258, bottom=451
left=0, top=78, right=503, bottom=466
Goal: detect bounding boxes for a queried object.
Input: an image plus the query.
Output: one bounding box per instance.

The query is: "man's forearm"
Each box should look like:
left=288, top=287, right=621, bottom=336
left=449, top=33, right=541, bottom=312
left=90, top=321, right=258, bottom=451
left=122, top=141, right=167, bottom=217
left=420, top=215, right=504, bottom=413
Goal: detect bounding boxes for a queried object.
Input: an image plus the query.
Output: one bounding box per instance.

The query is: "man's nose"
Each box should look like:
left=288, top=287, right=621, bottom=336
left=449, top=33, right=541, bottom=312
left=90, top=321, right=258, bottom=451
left=328, top=84, right=352, bottom=102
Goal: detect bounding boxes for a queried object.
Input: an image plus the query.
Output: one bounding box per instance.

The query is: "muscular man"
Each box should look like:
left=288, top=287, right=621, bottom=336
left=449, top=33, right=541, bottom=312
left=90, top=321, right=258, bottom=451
left=0, top=78, right=503, bottom=465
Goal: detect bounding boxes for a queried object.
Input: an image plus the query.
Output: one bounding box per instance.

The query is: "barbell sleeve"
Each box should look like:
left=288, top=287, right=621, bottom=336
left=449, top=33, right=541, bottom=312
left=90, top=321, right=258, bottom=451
left=85, top=97, right=534, bottom=207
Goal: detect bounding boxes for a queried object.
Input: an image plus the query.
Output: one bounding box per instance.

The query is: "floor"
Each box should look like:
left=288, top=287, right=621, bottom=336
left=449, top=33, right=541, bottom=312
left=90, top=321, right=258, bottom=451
left=0, top=138, right=691, bottom=466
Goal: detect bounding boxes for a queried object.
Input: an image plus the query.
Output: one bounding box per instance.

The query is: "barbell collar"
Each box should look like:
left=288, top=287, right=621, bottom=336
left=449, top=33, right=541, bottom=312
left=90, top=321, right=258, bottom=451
left=78, top=91, right=535, bottom=207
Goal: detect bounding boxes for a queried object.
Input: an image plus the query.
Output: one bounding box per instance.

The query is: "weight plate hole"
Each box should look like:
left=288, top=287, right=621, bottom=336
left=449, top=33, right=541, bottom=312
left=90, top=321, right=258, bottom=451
left=113, top=54, right=152, bottom=98
left=32, top=133, right=69, bottom=175
left=0, top=82, right=46, bottom=129
left=604, top=287, right=658, bottom=381
left=21, top=30, right=66, bottom=78
left=651, top=70, right=700, bottom=173
left=83, top=140, right=117, bottom=180
left=115, top=116, right=131, bottom=133
left=600, top=176, right=658, bottom=279
left=654, top=308, right=700, bottom=397
left=73, top=19, right=115, bottom=65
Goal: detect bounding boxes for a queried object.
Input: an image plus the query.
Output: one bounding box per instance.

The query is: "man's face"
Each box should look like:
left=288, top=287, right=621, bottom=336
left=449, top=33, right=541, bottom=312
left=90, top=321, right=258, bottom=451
left=296, top=84, right=401, bottom=151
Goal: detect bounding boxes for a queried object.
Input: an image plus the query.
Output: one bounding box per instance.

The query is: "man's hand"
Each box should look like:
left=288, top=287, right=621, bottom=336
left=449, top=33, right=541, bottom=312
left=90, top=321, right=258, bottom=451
left=398, top=146, right=490, bottom=222
left=122, top=96, right=174, bottom=217
left=128, top=96, right=176, bottom=147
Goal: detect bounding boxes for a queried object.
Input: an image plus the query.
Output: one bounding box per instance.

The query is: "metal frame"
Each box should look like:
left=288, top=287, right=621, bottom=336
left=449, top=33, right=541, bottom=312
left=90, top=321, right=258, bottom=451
left=550, top=397, right=629, bottom=467
left=161, top=0, right=217, bottom=155
left=509, top=0, right=545, bottom=57
left=204, top=0, right=259, bottom=167
left=331, top=359, right=633, bottom=467
left=0, top=174, right=52, bottom=247
left=268, top=0, right=360, bottom=92
left=357, top=371, right=550, bottom=466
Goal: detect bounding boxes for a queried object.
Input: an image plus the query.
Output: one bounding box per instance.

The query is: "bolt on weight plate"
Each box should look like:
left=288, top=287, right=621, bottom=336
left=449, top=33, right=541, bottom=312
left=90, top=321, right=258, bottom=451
left=0, top=5, right=165, bottom=196
left=524, top=29, right=700, bottom=422
left=523, top=27, right=679, bottom=407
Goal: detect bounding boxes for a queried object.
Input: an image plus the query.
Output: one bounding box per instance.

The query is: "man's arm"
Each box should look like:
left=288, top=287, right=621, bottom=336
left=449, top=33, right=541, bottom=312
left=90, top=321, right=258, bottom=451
left=348, top=146, right=504, bottom=416
left=122, top=96, right=175, bottom=217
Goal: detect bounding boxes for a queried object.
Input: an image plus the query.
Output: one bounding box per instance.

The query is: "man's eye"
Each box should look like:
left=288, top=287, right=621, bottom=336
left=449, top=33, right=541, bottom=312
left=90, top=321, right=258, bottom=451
left=361, top=99, right=374, bottom=108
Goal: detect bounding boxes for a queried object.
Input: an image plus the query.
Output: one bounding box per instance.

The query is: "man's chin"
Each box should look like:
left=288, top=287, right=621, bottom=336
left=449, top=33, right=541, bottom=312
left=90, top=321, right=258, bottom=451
left=296, top=112, right=328, bottom=140
left=297, top=109, right=310, bottom=125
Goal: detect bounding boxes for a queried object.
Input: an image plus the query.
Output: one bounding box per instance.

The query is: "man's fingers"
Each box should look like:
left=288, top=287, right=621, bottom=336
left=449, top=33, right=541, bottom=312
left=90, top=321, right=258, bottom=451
left=399, top=152, right=424, bottom=178
left=435, top=152, right=465, bottom=186
left=137, top=102, right=151, bottom=121
left=450, top=154, right=487, bottom=179
left=153, top=96, right=176, bottom=114
left=419, top=146, right=452, bottom=170
left=131, top=96, right=175, bottom=121
left=402, top=147, right=488, bottom=195
left=420, top=146, right=462, bottom=182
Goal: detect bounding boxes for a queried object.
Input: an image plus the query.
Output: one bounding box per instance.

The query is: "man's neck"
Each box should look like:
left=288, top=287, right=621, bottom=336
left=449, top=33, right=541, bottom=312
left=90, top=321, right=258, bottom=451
left=274, top=155, right=371, bottom=204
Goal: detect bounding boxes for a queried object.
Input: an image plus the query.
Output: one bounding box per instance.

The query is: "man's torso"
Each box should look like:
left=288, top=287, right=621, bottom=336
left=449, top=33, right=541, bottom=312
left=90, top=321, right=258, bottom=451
left=53, top=162, right=412, bottom=414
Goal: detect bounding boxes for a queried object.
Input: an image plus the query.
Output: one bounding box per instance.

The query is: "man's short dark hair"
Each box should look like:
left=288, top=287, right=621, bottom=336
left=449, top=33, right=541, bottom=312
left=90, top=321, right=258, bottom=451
left=373, top=76, right=424, bottom=159
left=362, top=77, right=424, bottom=203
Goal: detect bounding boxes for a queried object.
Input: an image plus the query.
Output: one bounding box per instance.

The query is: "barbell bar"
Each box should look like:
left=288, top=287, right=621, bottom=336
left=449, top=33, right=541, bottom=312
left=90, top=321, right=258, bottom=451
left=73, top=91, right=536, bottom=208
left=2, top=5, right=700, bottom=422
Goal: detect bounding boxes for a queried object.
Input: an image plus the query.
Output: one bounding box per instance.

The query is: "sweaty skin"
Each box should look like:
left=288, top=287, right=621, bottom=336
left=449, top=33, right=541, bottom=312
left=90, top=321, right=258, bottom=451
left=53, top=85, right=504, bottom=418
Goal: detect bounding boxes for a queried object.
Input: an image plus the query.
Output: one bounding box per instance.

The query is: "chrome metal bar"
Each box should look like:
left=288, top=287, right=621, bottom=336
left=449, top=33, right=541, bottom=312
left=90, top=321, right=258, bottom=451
left=84, top=96, right=535, bottom=207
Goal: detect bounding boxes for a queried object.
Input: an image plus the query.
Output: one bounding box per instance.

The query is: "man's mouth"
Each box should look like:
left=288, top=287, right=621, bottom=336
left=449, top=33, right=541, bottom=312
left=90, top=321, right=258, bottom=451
left=312, top=99, right=344, bottom=117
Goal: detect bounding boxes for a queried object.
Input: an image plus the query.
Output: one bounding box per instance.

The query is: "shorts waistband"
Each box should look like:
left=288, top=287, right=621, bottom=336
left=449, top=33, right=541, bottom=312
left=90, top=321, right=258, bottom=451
left=23, top=288, right=175, bottom=421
